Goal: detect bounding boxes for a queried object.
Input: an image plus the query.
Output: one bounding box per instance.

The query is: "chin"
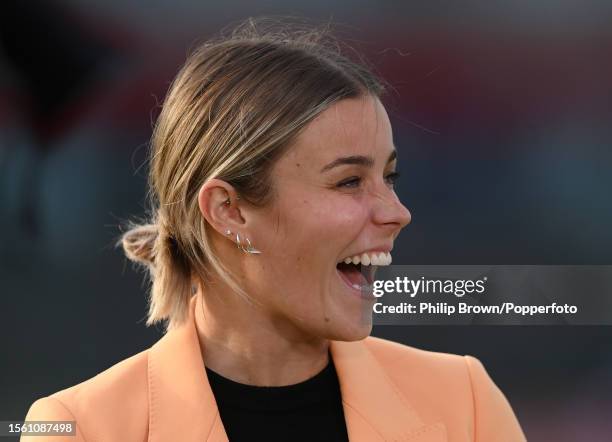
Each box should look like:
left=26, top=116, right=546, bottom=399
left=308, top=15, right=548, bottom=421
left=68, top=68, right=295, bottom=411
left=327, top=319, right=373, bottom=342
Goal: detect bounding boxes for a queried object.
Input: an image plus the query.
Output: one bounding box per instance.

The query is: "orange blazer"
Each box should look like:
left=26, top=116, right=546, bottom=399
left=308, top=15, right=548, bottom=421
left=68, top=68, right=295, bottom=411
left=23, top=295, right=526, bottom=441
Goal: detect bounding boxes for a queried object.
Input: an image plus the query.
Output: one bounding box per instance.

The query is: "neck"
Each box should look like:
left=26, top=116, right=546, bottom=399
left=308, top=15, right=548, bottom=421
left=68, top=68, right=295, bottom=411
left=194, top=289, right=330, bottom=386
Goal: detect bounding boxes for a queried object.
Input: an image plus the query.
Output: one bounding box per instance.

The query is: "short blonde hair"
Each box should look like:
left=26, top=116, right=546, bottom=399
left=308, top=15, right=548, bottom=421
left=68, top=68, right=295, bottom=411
left=117, top=17, right=386, bottom=331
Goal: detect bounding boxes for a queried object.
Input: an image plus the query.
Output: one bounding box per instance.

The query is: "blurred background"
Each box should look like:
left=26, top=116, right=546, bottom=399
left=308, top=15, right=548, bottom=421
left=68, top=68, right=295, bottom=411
left=1, top=1, right=611, bottom=440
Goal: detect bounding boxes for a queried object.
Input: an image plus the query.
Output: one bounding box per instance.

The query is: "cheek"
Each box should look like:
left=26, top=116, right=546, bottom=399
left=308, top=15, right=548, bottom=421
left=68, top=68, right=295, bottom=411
left=318, top=194, right=368, bottom=231
left=289, top=194, right=369, bottom=253
left=261, top=188, right=368, bottom=279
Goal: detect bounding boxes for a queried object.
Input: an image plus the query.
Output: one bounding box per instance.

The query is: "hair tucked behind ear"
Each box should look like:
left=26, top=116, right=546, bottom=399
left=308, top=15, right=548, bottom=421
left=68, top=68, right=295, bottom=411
left=117, top=16, right=386, bottom=332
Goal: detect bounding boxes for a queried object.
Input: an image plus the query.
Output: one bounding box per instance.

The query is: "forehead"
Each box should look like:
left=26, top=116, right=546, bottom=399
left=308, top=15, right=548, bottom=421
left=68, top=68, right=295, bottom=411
left=282, top=95, right=393, bottom=168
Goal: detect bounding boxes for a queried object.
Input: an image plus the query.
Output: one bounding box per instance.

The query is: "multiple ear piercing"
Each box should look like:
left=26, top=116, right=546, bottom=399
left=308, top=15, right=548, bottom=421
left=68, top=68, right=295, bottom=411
left=223, top=197, right=261, bottom=255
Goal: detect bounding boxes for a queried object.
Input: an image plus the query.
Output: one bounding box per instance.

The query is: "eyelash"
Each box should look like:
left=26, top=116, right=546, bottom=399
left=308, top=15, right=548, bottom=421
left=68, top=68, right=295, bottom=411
left=337, top=172, right=401, bottom=189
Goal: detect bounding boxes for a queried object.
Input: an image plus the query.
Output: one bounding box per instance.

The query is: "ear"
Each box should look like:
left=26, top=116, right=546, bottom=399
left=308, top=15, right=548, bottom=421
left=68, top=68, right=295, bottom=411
left=197, top=178, right=246, bottom=236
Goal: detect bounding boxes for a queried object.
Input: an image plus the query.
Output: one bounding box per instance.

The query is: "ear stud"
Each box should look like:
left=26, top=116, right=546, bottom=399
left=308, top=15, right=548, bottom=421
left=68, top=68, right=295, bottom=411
left=224, top=196, right=241, bottom=206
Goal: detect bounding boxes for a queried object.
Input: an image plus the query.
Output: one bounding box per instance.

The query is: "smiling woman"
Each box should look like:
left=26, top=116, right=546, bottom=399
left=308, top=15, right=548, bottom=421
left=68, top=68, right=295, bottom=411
left=22, top=17, right=526, bottom=442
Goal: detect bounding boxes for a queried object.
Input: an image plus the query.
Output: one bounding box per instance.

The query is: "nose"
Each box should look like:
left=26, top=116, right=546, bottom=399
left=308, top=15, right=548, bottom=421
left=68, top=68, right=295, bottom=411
left=371, top=186, right=412, bottom=232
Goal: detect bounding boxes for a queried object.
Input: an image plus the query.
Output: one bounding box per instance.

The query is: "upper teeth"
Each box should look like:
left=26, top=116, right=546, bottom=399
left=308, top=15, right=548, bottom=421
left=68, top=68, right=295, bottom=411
left=340, top=252, right=392, bottom=266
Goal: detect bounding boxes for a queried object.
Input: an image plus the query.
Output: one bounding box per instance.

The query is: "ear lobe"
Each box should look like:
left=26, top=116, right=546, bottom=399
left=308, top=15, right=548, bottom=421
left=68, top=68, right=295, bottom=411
left=197, top=179, right=245, bottom=236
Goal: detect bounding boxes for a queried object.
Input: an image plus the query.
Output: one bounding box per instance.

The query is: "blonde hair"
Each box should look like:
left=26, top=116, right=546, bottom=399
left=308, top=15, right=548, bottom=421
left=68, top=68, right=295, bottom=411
left=117, top=17, right=386, bottom=331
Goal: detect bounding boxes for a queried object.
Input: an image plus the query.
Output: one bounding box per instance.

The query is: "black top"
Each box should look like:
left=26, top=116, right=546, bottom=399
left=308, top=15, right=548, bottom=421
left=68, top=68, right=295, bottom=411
left=205, top=357, right=350, bottom=442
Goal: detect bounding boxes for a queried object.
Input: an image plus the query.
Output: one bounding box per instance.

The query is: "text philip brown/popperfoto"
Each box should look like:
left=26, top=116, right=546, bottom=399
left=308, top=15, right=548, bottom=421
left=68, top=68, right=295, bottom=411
left=371, top=276, right=578, bottom=317
left=373, top=302, right=578, bottom=316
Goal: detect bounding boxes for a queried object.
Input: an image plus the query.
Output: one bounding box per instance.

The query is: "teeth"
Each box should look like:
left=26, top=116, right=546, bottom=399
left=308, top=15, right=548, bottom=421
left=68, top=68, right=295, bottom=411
left=339, top=251, right=392, bottom=266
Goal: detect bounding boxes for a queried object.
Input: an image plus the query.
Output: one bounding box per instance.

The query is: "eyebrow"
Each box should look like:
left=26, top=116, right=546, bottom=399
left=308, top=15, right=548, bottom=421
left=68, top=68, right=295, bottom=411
left=320, top=148, right=397, bottom=173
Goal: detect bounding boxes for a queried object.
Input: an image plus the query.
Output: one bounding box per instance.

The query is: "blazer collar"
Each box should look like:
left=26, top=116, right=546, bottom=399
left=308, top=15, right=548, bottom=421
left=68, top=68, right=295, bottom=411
left=148, top=295, right=446, bottom=442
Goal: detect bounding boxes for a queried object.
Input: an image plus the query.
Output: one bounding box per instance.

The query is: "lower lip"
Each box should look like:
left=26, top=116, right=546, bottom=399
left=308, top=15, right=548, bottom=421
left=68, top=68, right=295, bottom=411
left=336, top=268, right=377, bottom=301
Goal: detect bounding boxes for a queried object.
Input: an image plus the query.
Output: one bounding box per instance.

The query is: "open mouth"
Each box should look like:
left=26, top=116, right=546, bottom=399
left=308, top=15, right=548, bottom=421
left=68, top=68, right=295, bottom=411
left=336, top=262, right=376, bottom=290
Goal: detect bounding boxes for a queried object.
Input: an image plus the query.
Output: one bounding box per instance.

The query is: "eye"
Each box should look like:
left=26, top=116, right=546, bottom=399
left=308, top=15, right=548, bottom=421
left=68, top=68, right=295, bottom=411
left=336, top=176, right=361, bottom=188
left=385, top=171, right=400, bottom=186
left=336, top=172, right=400, bottom=189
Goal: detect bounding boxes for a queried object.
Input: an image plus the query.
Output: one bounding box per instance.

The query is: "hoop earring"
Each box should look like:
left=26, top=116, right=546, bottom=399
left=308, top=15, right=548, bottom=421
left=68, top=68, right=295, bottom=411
left=236, top=232, right=261, bottom=254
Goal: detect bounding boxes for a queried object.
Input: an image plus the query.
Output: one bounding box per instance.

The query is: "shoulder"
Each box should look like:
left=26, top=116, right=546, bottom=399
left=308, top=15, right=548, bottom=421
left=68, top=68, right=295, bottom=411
left=362, top=336, right=475, bottom=412
left=23, top=350, right=150, bottom=442
left=363, top=334, right=503, bottom=387
left=363, top=335, right=470, bottom=375
left=362, top=336, right=526, bottom=441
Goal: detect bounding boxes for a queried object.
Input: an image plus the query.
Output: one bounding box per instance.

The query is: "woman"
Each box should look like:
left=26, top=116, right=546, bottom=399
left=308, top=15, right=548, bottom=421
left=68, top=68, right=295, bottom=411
left=23, top=18, right=526, bottom=442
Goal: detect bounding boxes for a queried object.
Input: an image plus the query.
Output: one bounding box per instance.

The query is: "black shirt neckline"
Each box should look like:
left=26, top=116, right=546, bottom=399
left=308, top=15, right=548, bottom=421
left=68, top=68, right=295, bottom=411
left=204, top=357, right=340, bottom=411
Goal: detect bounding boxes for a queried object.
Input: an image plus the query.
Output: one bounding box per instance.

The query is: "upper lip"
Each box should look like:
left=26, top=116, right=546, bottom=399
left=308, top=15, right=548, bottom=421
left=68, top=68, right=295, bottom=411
left=337, top=246, right=393, bottom=263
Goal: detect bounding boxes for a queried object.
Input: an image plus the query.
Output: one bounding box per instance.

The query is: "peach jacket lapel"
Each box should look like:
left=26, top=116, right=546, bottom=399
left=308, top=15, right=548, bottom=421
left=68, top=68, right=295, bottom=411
left=147, top=296, right=447, bottom=442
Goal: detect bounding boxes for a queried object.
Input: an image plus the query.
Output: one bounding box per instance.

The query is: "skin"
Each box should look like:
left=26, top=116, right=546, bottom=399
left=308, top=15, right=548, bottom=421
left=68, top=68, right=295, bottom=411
left=196, top=94, right=411, bottom=386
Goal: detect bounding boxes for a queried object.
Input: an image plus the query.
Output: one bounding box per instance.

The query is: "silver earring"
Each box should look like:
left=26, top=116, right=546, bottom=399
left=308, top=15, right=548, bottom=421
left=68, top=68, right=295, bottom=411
left=224, top=196, right=241, bottom=206
left=236, top=232, right=261, bottom=254
left=224, top=229, right=232, bottom=235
